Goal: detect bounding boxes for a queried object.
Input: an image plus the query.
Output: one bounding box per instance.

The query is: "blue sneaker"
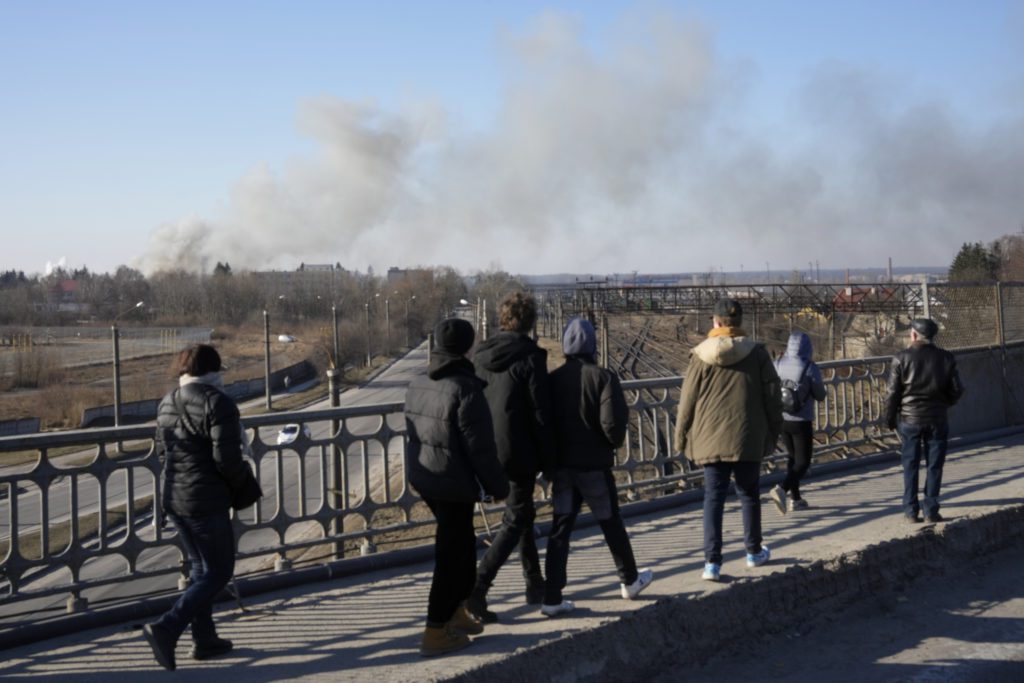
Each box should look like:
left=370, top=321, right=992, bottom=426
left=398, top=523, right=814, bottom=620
left=701, top=563, right=721, bottom=581
left=746, top=545, right=771, bottom=568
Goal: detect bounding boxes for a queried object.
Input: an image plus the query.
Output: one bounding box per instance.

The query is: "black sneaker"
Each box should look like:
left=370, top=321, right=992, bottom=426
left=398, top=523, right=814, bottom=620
left=191, top=636, right=233, bottom=660
left=143, top=623, right=177, bottom=671
left=904, top=512, right=923, bottom=524
left=465, top=593, right=498, bottom=624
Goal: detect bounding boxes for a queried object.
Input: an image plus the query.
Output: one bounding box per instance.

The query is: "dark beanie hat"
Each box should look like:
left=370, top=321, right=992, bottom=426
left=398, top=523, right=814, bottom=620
left=910, top=317, right=938, bottom=340
left=433, top=318, right=475, bottom=355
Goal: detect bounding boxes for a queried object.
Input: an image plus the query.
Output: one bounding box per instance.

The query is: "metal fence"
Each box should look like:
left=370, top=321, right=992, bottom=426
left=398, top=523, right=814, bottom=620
left=1, top=341, right=1022, bottom=617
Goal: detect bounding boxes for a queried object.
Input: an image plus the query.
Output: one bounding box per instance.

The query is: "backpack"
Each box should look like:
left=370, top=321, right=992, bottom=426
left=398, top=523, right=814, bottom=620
left=780, top=362, right=811, bottom=415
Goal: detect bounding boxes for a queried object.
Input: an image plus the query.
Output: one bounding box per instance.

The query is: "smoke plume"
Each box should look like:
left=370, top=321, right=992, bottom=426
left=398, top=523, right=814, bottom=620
left=140, top=8, right=1024, bottom=275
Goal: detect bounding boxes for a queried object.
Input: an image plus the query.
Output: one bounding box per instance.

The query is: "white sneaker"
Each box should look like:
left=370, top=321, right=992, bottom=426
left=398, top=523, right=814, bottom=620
left=540, top=599, right=575, bottom=617
left=769, top=485, right=787, bottom=515
left=620, top=568, right=654, bottom=600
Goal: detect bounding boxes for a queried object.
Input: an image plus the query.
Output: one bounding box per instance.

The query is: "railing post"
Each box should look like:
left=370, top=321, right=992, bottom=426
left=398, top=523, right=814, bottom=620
left=327, top=368, right=344, bottom=560
left=66, top=593, right=87, bottom=614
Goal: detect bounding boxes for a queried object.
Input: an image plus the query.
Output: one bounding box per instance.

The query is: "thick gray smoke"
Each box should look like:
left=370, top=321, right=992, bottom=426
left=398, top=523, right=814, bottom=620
left=140, top=9, right=1024, bottom=275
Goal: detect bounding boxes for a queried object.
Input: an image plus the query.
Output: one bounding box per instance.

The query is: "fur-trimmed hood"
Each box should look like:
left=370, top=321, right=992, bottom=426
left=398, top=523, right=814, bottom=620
left=693, top=332, right=757, bottom=367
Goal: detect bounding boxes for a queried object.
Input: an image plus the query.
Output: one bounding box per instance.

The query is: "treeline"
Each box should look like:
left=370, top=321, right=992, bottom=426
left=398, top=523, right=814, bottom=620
left=0, top=263, right=526, bottom=340
left=949, top=232, right=1024, bottom=282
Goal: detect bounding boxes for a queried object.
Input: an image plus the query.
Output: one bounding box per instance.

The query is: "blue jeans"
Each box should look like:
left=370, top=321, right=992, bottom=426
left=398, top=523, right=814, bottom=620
left=898, top=420, right=949, bottom=518
left=703, top=461, right=763, bottom=565
left=157, top=511, right=236, bottom=642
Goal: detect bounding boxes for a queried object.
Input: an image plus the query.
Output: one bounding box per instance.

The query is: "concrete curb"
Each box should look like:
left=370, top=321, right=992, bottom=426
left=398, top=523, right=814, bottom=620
left=446, top=504, right=1024, bottom=683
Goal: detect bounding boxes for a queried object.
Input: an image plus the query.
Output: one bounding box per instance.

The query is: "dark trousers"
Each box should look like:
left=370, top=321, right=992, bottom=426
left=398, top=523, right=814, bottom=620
left=544, top=468, right=638, bottom=605
left=702, top=461, right=763, bottom=565
left=780, top=420, right=814, bottom=499
left=156, top=511, right=236, bottom=643
left=475, top=476, right=542, bottom=594
left=422, top=496, right=477, bottom=625
left=898, top=420, right=949, bottom=518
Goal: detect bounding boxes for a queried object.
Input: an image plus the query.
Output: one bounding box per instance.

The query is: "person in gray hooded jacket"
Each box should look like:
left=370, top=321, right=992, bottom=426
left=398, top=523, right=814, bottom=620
left=769, top=332, right=826, bottom=513
left=541, top=317, right=653, bottom=617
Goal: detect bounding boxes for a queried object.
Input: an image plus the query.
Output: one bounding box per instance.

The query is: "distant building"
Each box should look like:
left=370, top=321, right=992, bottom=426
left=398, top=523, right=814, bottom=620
left=387, top=267, right=432, bottom=284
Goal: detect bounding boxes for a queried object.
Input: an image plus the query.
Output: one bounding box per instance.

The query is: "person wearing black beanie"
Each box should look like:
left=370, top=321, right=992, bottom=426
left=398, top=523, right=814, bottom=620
left=404, top=318, right=509, bottom=656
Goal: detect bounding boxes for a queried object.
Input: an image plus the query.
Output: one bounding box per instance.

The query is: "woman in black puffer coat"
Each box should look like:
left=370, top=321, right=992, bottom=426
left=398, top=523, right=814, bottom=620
left=404, top=318, right=508, bottom=657
left=143, top=344, right=260, bottom=671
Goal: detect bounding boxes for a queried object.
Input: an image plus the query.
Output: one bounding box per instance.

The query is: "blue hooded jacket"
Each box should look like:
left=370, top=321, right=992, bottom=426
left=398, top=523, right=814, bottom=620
left=774, top=332, right=826, bottom=422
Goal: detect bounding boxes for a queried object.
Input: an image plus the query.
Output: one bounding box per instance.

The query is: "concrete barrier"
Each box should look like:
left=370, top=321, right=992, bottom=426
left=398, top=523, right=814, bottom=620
left=447, top=505, right=1024, bottom=683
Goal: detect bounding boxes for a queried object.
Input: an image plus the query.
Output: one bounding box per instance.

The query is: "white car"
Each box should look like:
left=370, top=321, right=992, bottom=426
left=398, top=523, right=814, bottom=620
left=278, top=334, right=297, bottom=343
left=276, top=423, right=312, bottom=445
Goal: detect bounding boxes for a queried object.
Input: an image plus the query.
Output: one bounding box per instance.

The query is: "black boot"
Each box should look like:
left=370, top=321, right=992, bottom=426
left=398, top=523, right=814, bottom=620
left=191, top=635, right=234, bottom=660
left=465, top=588, right=498, bottom=624
left=143, top=623, right=178, bottom=671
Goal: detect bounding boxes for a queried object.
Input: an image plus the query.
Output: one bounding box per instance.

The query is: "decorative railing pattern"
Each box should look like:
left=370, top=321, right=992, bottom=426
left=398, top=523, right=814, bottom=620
left=1, top=344, right=1019, bottom=614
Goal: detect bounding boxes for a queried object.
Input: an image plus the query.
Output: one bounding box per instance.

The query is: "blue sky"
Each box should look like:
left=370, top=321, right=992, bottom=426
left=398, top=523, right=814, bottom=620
left=2, top=1, right=1022, bottom=276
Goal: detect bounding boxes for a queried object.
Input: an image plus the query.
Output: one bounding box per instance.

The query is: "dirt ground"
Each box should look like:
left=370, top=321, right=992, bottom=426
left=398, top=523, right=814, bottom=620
left=0, top=326, right=327, bottom=429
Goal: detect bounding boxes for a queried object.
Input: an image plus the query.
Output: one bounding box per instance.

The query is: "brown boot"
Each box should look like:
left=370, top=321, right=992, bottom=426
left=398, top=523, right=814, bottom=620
left=419, top=623, right=471, bottom=657
left=449, top=603, right=484, bottom=635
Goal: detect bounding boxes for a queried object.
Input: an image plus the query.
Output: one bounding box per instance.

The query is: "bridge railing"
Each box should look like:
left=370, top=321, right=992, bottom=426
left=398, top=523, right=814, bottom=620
left=1, top=343, right=1021, bottom=614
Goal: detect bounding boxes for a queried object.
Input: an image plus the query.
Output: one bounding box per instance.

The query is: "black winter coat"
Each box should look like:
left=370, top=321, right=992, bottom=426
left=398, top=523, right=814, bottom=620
left=404, top=355, right=509, bottom=502
left=156, top=382, right=252, bottom=517
left=884, top=341, right=964, bottom=427
left=472, top=332, right=555, bottom=480
left=549, top=357, right=628, bottom=471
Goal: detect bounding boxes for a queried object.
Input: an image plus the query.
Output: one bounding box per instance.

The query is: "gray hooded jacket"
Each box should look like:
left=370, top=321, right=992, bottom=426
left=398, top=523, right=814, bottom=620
left=774, top=332, right=827, bottom=422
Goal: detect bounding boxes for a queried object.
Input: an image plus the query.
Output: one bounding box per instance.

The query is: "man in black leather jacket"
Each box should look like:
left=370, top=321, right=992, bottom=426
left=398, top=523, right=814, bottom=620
left=883, top=318, right=964, bottom=523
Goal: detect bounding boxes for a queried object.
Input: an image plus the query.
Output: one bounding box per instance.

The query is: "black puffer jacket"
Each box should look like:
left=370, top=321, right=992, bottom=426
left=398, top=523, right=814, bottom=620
left=550, top=357, right=628, bottom=471
left=404, top=354, right=509, bottom=502
left=884, top=341, right=964, bottom=427
left=156, top=381, right=251, bottom=517
left=471, top=331, right=555, bottom=480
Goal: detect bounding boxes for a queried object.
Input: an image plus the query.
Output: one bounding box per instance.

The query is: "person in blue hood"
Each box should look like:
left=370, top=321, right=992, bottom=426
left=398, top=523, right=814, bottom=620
left=770, top=332, right=826, bottom=513
left=541, top=317, right=653, bottom=616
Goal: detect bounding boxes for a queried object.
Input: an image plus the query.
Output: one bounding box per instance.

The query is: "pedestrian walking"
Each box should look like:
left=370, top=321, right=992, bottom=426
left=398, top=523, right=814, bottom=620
left=884, top=318, right=964, bottom=524
left=674, top=299, right=783, bottom=582
left=143, top=344, right=262, bottom=671
left=405, top=318, right=509, bottom=656
left=770, top=332, right=826, bottom=513
left=541, top=318, right=653, bottom=617
left=466, top=292, right=555, bottom=623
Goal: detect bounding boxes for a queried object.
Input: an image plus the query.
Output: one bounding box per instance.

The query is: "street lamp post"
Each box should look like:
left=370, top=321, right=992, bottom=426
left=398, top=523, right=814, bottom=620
left=263, top=309, right=272, bottom=409
left=459, top=298, right=487, bottom=340
left=385, top=297, right=391, bottom=357
left=112, top=301, right=144, bottom=426
left=405, top=295, right=416, bottom=348
left=364, top=301, right=372, bottom=367
left=332, top=304, right=340, bottom=370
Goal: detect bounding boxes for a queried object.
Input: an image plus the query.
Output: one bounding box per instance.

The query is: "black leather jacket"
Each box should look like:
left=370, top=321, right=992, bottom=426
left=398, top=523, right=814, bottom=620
left=884, top=341, right=964, bottom=428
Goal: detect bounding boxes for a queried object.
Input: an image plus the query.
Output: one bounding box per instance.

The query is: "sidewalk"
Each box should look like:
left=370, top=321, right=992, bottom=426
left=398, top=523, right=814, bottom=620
left=3, top=430, right=1024, bottom=682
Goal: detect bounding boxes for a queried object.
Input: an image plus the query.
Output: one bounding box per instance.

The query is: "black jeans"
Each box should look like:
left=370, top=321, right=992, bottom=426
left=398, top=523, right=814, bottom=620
left=156, top=511, right=236, bottom=642
left=422, top=496, right=477, bottom=626
left=474, top=476, right=542, bottom=594
left=544, top=468, right=638, bottom=605
left=780, top=420, right=814, bottom=500
left=702, top=461, right=763, bottom=565
left=898, top=419, right=949, bottom=518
